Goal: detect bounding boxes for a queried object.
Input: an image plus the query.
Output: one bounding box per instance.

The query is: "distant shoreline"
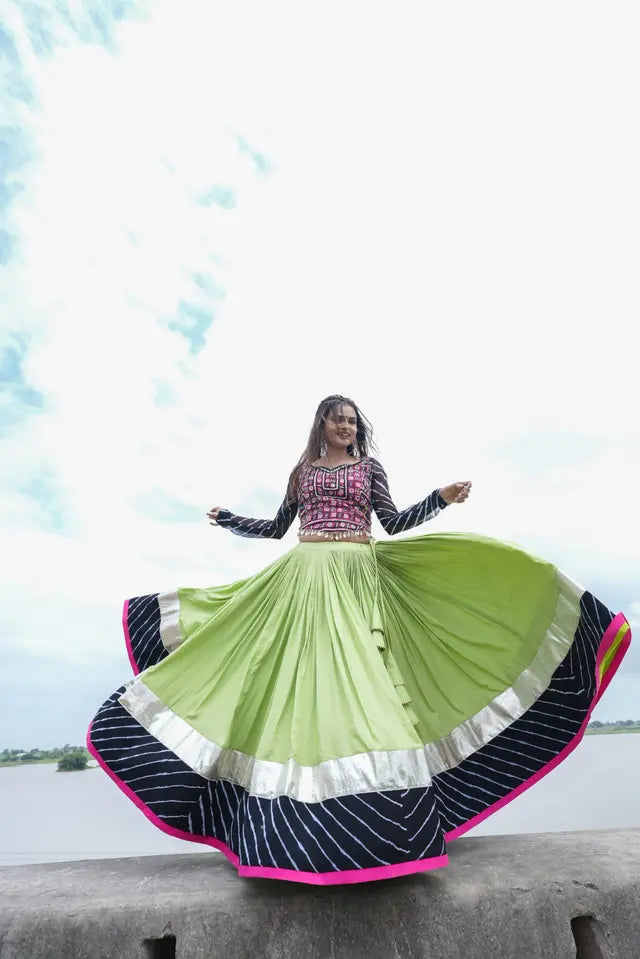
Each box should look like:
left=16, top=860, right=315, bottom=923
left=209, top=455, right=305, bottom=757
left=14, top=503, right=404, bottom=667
left=585, top=726, right=640, bottom=736
left=0, top=746, right=92, bottom=769
left=0, top=760, right=99, bottom=769
left=2, top=727, right=640, bottom=768
left=0, top=759, right=60, bottom=768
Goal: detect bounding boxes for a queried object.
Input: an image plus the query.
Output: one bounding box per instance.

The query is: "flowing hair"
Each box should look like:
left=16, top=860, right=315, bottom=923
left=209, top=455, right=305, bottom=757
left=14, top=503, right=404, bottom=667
left=286, top=395, right=376, bottom=500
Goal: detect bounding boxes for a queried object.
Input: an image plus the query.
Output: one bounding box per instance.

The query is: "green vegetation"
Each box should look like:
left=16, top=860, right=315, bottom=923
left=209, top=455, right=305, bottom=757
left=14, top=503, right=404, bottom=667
left=0, top=745, right=92, bottom=767
left=57, top=752, right=90, bottom=772
left=586, top=720, right=640, bottom=735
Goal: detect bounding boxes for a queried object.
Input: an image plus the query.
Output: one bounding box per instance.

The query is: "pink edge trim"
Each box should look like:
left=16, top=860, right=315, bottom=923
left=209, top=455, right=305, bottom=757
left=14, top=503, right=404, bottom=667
left=87, top=722, right=238, bottom=865
left=86, top=722, right=449, bottom=885
left=122, top=599, right=140, bottom=677
left=89, top=611, right=630, bottom=885
left=236, top=854, right=449, bottom=885
left=445, top=612, right=632, bottom=842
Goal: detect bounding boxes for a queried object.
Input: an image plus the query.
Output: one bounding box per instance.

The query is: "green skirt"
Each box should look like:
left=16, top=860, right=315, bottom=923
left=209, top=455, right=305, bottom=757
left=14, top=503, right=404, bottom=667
left=88, top=534, right=631, bottom=885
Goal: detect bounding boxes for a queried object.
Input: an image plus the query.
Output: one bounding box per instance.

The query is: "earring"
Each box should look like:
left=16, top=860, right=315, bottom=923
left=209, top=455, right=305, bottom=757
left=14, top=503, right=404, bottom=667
left=320, top=440, right=327, bottom=457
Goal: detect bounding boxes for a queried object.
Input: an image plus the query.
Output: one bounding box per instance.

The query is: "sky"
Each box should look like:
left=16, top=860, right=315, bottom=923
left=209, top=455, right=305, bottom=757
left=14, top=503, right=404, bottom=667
left=0, top=0, right=638, bottom=750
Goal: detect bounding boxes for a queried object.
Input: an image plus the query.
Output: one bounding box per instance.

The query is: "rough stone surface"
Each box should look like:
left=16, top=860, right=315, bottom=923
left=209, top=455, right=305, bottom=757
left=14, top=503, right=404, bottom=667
left=0, top=829, right=639, bottom=959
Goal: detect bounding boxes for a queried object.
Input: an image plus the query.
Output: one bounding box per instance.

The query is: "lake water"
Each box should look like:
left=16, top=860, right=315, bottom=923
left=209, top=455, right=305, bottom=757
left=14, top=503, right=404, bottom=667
left=1, top=734, right=639, bottom=868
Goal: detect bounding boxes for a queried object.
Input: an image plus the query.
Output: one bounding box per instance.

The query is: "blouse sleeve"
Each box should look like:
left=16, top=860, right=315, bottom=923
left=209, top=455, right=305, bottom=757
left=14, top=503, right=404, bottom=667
left=370, top=459, right=447, bottom=535
left=215, top=495, right=298, bottom=540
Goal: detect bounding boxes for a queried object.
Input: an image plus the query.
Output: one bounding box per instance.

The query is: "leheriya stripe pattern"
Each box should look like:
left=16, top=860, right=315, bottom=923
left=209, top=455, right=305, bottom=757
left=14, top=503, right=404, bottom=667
left=125, top=595, right=167, bottom=674
left=434, top=590, right=616, bottom=835
left=89, top=692, right=445, bottom=873
left=90, top=590, right=616, bottom=879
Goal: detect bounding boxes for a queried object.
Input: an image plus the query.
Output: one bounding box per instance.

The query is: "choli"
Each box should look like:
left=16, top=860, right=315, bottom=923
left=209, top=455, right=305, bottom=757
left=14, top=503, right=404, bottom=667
left=216, top=457, right=447, bottom=540
left=297, top=458, right=373, bottom=537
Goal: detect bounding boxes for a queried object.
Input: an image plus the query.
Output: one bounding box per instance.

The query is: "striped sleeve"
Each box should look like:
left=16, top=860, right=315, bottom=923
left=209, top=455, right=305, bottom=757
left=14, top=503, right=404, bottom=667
left=370, top=459, right=447, bottom=535
left=215, top=496, right=298, bottom=539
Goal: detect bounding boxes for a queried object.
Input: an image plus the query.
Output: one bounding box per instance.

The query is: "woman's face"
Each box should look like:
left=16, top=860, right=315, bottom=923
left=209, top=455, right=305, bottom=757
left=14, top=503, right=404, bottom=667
left=323, top=404, right=358, bottom=452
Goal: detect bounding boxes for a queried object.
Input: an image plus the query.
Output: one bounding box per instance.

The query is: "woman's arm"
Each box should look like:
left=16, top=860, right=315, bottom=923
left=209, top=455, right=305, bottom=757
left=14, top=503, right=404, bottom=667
left=209, top=496, right=298, bottom=540
left=370, top=459, right=449, bottom=535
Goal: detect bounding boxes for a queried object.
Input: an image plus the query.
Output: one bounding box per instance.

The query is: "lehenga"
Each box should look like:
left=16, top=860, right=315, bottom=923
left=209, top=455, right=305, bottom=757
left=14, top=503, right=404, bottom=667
left=88, top=457, right=631, bottom=885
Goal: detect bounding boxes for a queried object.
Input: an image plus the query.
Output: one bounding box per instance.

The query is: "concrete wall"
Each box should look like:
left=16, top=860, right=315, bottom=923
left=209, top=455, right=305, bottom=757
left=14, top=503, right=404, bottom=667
left=0, top=829, right=638, bottom=959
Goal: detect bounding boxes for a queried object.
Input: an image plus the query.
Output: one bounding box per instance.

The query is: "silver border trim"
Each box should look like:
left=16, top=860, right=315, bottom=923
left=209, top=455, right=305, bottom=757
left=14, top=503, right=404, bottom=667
left=158, top=591, right=181, bottom=652
left=120, top=571, right=583, bottom=802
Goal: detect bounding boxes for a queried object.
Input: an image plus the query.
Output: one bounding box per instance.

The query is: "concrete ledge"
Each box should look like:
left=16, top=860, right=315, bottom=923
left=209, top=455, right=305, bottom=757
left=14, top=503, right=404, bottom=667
left=1, top=830, right=639, bottom=958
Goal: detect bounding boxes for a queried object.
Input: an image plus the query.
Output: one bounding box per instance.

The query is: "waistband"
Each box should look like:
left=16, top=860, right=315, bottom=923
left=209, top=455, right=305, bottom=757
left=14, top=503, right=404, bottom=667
left=298, top=527, right=371, bottom=541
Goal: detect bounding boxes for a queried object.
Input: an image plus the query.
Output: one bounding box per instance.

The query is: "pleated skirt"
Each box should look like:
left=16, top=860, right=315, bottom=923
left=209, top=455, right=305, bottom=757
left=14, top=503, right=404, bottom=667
left=88, top=533, right=631, bottom=884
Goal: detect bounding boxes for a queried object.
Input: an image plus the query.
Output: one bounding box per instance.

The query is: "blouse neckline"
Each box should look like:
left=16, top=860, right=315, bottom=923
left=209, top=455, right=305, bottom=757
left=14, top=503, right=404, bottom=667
left=308, top=457, right=370, bottom=472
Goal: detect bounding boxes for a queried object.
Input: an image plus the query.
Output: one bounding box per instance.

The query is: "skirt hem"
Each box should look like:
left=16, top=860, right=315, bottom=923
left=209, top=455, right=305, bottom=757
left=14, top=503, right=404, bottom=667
left=85, top=723, right=448, bottom=885
left=87, top=611, right=630, bottom=886
left=445, top=611, right=631, bottom=841
left=235, top=853, right=450, bottom=885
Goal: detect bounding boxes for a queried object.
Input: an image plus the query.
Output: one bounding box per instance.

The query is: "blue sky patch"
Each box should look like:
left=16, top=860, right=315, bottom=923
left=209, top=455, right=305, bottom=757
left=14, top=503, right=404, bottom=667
left=0, top=126, right=32, bottom=181
left=0, top=24, right=19, bottom=63
left=18, top=471, right=72, bottom=534
left=1, top=122, right=36, bottom=215
left=0, top=230, right=13, bottom=264
left=16, top=1, right=143, bottom=61
left=193, top=272, right=225, bottom=299
left=0, top=25, right=36, bottom=106
left=199, top=185, right=237, bottom=209
left=86, top=7, right=121, bottom=49
left=236, top=134, right=270, bottom=175
left=21, top=7, right=56, bottom=58
left=169, top=301, right=215, bottom=355
left=494, top=431, right=607, bottom=476
left=135, top=489, right=202, bottom=524
left=0, top=338, right=44, bottom=418
left=232, top=487, right=285, bottom=520
left=0, top=177, right=24, bottom=212
left=153, top=381, right=178, bottom=406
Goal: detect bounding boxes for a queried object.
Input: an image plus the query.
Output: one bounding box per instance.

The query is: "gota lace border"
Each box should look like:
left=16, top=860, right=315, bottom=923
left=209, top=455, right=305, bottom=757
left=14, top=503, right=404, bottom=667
left=120, top=571, right=583, bottom=803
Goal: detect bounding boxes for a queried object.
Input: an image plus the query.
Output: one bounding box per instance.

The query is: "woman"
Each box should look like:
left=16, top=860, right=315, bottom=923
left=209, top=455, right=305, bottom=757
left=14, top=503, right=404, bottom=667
left=88, top=394, right=631, bottom=886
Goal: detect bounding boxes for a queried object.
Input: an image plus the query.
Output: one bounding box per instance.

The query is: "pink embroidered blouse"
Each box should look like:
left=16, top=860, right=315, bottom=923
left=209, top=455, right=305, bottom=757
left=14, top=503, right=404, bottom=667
left=216, top=457, right=447, bottom=539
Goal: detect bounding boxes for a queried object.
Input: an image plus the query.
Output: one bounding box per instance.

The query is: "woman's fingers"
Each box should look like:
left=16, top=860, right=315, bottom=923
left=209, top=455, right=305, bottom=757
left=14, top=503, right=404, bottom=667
left=206, top=506, right=221, bottom=524
left=447, top=481, right=472, bottom=504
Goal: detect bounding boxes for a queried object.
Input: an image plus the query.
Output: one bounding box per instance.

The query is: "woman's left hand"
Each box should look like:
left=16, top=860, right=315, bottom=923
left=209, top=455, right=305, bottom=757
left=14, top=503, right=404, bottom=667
left=439, top=481, right=472, bottom=505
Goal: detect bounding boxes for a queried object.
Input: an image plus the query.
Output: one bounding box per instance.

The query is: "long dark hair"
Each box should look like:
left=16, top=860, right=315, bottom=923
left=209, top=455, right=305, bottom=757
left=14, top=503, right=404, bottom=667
left=286, top=395, right=376, bottom=500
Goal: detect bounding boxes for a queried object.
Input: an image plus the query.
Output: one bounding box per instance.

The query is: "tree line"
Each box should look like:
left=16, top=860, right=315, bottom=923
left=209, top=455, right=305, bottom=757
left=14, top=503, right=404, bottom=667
left=588, top=720, right=640, bottom=728
left=1, top=745, right=91, bottom=770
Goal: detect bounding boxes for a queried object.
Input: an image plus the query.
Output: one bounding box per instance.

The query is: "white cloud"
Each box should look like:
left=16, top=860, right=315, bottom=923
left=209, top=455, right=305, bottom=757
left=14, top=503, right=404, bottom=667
left=1, top=0, right=639, bottom=746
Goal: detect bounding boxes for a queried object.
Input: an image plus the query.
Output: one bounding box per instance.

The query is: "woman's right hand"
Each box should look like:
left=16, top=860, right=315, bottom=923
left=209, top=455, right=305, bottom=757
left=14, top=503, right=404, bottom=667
left=439, top=482, right=472, bottom=505
left=206, top=506, right=221, bottom=525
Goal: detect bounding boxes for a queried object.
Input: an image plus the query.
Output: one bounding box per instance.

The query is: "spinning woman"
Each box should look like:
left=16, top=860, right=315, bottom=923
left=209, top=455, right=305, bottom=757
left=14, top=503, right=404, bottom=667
left=88, top=394, right=631, bottom=885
